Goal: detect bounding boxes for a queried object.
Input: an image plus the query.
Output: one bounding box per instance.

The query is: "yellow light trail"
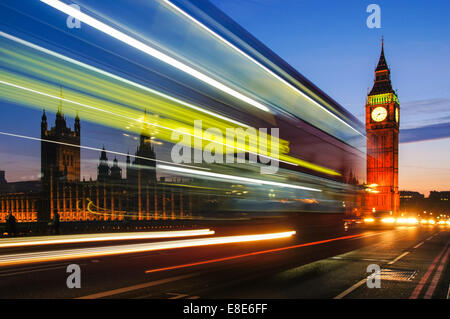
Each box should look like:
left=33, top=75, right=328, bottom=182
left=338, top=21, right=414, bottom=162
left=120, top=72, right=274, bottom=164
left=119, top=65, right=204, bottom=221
left=0, top=75, right=289, bottom=160
left=40, top=0, right=271, bottom=112
left=0, top=31, right=249, bottom=128
left=0, top=229, right=215, bottom=248
left=0, top=77, right=339, bottom=175
left=0, top=231, right=296, bottom=267
left=0, top=31, right=341, bottom=176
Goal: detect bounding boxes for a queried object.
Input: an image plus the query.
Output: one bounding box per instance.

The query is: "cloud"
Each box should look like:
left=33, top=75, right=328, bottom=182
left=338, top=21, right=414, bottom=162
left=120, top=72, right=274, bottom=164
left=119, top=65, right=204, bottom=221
left=400, top=122, right=450, bottom=143
left=400, top=98, right=450, bottom=129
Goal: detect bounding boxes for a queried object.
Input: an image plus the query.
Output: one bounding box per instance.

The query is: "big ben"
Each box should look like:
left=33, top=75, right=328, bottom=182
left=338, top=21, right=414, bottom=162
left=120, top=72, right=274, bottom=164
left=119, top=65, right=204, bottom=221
left=365, top=40, right=400, bottom=214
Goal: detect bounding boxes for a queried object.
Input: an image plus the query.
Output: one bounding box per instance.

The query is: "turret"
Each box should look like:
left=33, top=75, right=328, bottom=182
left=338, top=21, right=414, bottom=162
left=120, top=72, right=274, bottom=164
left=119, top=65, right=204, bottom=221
left=41, top=109, right=48, bottom=137
left=74, top=112, right=80, bottom=136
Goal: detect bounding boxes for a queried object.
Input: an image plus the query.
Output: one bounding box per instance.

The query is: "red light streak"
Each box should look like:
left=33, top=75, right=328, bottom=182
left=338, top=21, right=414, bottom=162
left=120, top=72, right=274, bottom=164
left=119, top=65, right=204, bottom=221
left=145, top=233, right=371, bottom=274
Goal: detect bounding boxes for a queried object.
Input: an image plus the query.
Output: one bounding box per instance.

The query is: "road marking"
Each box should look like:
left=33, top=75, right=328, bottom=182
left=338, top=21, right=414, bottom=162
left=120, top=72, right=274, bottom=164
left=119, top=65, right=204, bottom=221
left=387, top=251, right=410, bottom=265
left=410, top=240, right=449, bottom=299
left=348, top=231, right=390, bottom=241
left=0, top=265, right=67, bottom=277
left=167, top=292, right=189, bottom=299
left=76, top=274, right=195, bottom=299
left=334, top=278, right=367, bottom=299
left=424, top=247, right=449, bottom=299
left=413, top=242, right=424, bottom=249
left=145, top=232, right=384, bottom=274
left=329, top=256, right=389, bottom=263
left=0, top=262, right=70, bottom=274
left=335, top=248, right=414, bottom=299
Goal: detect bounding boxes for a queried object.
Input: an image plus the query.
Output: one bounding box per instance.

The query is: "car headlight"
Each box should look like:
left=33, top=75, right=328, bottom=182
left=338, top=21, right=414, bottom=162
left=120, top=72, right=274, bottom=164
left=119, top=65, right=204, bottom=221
left=381, top=217, right=396, bottom=224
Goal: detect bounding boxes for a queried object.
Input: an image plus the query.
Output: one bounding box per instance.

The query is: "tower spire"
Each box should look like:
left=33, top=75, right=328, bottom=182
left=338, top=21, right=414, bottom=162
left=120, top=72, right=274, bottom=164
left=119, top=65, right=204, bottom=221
left=57, top=85, right=63, bottom=115
left=369, top=39, right=393, bottom=95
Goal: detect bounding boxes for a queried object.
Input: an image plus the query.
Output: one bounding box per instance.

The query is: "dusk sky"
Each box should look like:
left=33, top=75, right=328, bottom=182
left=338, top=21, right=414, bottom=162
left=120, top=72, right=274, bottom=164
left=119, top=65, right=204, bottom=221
left=211, top=0, right=450, bottom=195
left=0, top=0, right=449, bottom=195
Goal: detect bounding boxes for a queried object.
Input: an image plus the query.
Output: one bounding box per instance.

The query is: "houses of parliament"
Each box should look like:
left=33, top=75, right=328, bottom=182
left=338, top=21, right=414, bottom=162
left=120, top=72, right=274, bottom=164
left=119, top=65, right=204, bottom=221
left=0, top=107, right=191, bottom=223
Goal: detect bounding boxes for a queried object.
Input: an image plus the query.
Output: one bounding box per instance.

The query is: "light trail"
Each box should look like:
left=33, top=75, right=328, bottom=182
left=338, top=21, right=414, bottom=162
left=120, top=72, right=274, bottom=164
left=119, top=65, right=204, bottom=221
left=157, top=164, right=322, bottom=192
left=0, top=79, right=339, bottom=175
left=0, top=231, right=296, bottom=267
left=0, top=229, right=215, bottom=248
left=0, top=76, right=285, bottom=160
left=145, top=233, right=372, bottom=274
left=0, top=31, right=249, bottom=128
left=162, top=0, right=364, bottom=137
left=0, top=130, right=210, bottom=171
left=40, top=0, right=271, bottom=112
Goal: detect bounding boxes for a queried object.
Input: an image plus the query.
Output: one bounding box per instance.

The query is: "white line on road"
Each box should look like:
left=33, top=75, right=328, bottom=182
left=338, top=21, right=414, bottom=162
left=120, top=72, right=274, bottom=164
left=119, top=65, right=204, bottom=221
left=335, top=249, right=412, bottom=298
left=0, top=262, right=70, bottom=274
left=413, top=242, right=424, bottom=249
left=76, top=274, right=196, bottom=299
left=0, top=265, right=67, bottom=277
left=387, top=251, right=410, bottom=265
left=334, top=278, right=367, bottom=299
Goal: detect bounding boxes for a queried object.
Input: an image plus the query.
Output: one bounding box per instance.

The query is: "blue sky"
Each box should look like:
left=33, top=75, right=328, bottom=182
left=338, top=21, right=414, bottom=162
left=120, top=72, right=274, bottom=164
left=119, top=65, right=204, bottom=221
left=211, top=0, right=450, bottom=194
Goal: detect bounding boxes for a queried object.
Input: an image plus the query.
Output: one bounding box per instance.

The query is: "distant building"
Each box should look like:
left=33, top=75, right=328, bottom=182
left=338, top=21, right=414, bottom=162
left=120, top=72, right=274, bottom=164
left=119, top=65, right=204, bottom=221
left=429, top=191, right=450, bottom=201
left=0, top=170, right=6, bottom=184
left=1, top=103, right=191, bottom=223
left=41, top=106, right=81, bottom=183
left=427, top=191, right=450, bottom=215
left=400, top=191, right=425, bottom=200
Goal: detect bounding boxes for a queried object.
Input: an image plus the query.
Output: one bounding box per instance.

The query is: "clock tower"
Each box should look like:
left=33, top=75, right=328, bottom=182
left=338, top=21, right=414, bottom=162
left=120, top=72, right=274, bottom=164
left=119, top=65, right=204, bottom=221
left=365, top=40, right=400, bottom=214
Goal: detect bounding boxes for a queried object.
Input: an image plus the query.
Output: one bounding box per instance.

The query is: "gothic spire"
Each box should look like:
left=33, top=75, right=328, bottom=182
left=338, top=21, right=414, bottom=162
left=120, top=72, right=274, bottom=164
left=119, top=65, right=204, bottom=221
left=74, top=111, right=80, bottom=136
left=100, top=146, right=108, bottom=161
left=369, top=38, right=394, bottom=95
left=375, top=37, right=388, bottom=72
left=57, top=85, right=63, bottom=115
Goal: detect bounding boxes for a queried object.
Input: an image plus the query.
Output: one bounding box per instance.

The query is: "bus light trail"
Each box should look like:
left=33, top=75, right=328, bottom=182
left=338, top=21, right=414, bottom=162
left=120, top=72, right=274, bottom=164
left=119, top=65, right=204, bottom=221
left=40, top=0, right=271, bottom=113
left=145, top=232, right=378, bottom=274
left=0, top=31, right=249, bottom=128
left=0, top=231, right=296, bottom=267
left=0, top=229, right=215, bottom=248
left=162, top=0, right=364, bottom=137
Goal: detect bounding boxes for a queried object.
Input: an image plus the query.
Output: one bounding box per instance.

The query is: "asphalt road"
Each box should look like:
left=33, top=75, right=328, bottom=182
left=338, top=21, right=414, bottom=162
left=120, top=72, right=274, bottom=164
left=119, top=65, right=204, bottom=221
left=0, top=215, right=448, bottom=299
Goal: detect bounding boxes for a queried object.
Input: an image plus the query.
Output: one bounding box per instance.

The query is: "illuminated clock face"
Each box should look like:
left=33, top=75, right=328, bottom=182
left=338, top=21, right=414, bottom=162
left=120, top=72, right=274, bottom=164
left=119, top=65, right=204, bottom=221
left=395, top=108, right=399, bottom=123
left=371, top=107, right=387, bottom=122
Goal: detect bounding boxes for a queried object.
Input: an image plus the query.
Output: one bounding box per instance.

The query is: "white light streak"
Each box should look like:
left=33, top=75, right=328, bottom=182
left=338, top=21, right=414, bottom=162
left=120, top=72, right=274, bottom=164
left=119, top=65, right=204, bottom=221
left=0, top=229, right=214, bottom=248
left=0, top=231, right=296, bottom=267
left=40, top=0, right=270, bottom=112
left=157, top=164, right=322, bottom=192
left=0, top=31, right=249, bottom=128
left=163, top=0, right=363, bottom=136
